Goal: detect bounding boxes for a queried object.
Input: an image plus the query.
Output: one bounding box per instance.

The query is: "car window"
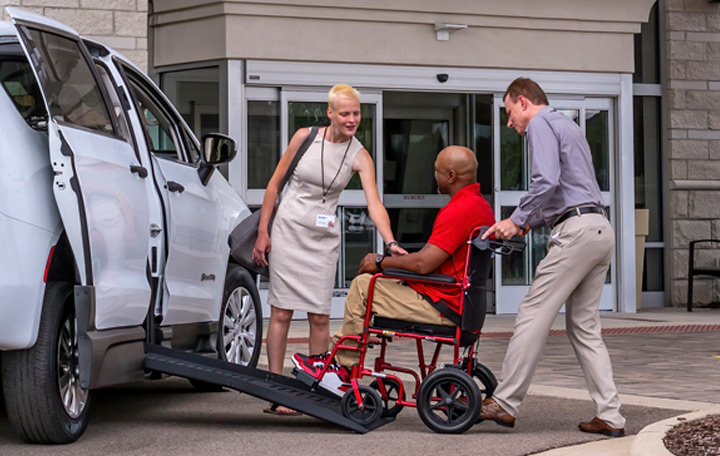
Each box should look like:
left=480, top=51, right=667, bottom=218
left=93, top=62, right=131, bottom=143
left=20, top=28, right=114, bottom=135
left=0, top=41, right=46, bottom=126
left=126, top=77, right=182, bottom=161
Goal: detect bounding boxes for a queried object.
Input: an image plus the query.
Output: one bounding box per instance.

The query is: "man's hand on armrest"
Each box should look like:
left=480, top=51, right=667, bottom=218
left=358, top=243, right=450, bottom=275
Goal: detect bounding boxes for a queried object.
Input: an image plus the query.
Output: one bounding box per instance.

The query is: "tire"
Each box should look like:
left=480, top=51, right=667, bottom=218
left=218, top=264, right=262, bottom=367
left=416, top=368, right=481, bottom=434
left=1, top=282, right=92, bottom=443
left=341, top=385, right=383, bottom=426
left=369, top=378, right=405, bottom=417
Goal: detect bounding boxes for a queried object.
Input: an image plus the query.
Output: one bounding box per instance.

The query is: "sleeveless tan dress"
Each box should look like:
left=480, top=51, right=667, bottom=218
left=267, top=129, right=363, bottom=314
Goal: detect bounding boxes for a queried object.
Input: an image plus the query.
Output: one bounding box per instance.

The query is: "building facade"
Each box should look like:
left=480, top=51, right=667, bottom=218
left=4, top=0, right=720, bottom=315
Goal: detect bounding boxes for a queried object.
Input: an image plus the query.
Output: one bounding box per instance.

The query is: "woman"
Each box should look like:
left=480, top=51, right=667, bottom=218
left=252, top=84, right=405, bottom=415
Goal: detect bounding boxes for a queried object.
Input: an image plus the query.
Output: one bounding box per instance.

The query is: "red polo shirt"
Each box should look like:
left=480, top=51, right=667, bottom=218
left=408, top=183, right=495, bottom=313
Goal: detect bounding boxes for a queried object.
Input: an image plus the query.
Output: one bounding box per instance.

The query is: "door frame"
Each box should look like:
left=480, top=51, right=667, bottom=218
left=492, top=95, right=617, bottom=314
left=233, top=60, right=637, bottom=314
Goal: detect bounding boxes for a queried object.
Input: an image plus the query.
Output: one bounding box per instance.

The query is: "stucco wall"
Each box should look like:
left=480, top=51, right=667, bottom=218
left=150, top=0, right=655, bottom=72
left=666, top=0, right=720, bottom=308
left=1, top=0, right=148, bottom=71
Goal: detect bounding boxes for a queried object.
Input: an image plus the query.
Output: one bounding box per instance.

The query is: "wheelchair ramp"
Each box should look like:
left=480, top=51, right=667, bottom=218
left=144, top=344, right=392, bottom=433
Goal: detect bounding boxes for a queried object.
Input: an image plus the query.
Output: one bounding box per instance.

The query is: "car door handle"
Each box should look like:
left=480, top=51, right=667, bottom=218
left=129, top=164, right=148, bottom=178
left=166, top=181, right=185, bottom=193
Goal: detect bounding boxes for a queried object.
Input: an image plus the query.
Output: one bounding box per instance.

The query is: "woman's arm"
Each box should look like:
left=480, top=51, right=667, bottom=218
left=251, top=127, right=312, bottom=266
left=353, top=149, right=407, bottom=255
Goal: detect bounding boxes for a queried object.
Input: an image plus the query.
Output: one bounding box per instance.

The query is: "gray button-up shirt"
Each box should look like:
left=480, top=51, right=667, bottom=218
left=510, top=106, right=604, bottom=229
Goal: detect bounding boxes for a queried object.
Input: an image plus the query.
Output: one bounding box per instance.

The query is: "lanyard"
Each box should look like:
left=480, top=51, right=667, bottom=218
left=320, top=127, right=352, bottom=205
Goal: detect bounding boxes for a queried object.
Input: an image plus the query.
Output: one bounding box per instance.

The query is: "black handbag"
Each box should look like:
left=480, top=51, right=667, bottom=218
left=229, top=126, right=319, bottom=276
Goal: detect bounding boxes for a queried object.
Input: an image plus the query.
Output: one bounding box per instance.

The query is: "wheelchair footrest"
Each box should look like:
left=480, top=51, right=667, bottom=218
left=292, top=368, right=319, bottom=389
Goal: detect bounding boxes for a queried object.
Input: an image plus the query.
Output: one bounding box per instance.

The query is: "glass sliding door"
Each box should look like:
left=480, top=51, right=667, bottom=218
left=493, top=96, right=616, bottom=314
left=281, top=90, right=382, bottom=317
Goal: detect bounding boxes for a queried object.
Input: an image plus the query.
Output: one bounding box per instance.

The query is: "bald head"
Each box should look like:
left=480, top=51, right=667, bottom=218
left=434, top=146, right=478, bottom=197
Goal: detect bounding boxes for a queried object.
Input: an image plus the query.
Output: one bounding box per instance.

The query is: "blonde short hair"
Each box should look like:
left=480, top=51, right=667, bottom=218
left=328, top=83, right=360, bottom=110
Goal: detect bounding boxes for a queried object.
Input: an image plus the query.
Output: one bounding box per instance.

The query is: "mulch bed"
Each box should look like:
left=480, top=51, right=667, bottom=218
left=663, top=414, right=720, bottom=456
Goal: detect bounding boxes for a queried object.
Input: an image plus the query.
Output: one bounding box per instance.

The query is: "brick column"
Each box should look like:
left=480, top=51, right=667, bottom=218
left=666, top=0, right=720, bottom=307
left=1, top=0, right=148, bottom=71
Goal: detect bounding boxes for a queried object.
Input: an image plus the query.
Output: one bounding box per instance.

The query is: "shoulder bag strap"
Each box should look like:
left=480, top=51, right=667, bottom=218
left=278, top=126, right=319, bottom=191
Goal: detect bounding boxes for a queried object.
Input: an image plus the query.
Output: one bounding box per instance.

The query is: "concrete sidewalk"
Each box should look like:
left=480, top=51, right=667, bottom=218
left=265, top=307, right=720, bottom=455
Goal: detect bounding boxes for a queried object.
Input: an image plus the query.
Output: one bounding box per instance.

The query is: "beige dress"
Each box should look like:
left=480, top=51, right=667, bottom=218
left=268, top=129, right=363, bottom=314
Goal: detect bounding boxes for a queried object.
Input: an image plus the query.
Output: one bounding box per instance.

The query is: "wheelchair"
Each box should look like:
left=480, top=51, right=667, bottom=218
left=297, top=226, right=524, bottom=434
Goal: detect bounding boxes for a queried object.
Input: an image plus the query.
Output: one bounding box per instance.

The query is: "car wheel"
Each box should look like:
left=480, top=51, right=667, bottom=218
left=1, top=281, right=92, bottom=443
left=189, top=265, right=262, bottom=392
left=218, top=264, right=262, bottom=367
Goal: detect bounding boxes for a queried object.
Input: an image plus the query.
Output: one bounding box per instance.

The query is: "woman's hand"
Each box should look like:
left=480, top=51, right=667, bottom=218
left=252, top=232, right=271, bottom=267
left=388, top=243, right=408, bottom=256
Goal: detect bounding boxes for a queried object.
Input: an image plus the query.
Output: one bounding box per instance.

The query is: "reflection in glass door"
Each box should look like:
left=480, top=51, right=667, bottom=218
left=493, top=97, right=616, bottom=314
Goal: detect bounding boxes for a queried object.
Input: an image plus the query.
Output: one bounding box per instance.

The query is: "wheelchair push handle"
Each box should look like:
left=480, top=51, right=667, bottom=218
left=472, top=225, right=526, bottom=256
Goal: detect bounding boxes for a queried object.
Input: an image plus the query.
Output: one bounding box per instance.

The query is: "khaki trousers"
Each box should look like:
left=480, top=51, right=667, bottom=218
left=332, top=273, right=454, bottom=368
left=493, top=213, right=626, bottom=429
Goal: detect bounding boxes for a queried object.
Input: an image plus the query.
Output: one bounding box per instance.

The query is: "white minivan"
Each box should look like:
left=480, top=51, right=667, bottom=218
left=0, top=8, right=262, bottom=443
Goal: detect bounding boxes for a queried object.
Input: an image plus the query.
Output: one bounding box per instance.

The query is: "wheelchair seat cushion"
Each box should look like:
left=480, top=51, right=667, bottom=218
left=371, top=317, right=479, bottom=347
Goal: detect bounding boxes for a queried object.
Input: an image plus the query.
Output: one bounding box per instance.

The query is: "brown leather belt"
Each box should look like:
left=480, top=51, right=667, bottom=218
left=552, top=206, right=605, bottom=229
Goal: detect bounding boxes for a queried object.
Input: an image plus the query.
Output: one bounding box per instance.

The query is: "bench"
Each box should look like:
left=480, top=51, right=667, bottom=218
left=687, top=239, right=720, bottom=312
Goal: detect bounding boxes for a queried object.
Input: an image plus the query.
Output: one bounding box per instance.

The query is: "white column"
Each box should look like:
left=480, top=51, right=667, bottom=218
left=617, top=73, right=637, bottom=313
left=226, top=60, right=246, bottom=198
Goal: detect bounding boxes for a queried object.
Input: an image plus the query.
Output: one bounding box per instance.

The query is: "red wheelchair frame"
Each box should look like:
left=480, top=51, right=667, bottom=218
left=309, top=226, right=522, bottom=433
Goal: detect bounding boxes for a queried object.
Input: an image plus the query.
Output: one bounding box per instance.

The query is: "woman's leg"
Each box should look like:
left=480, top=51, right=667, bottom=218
left=307, top=312, right=330, bottom=355
left=264, top=306, right=298, bottom=415
left=266, top=306, right=293, bottom=375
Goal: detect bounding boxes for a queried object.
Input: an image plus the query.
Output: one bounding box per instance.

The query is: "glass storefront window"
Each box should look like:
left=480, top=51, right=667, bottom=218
left=475, top=96, right=493, bottom=195
left=160, top=67, right=220, bottom=140
left=500, top=206, right=529, bottom=285
left=387, top=208, right=439, bottom=252
left=586, top=109, right=610, bottom=191
left=384, top=119, right=448, bottom=194
left=500, top=110, right=527, bottom=191
left=341, top=207, right=376, bottom=287
left=634, top=97, right=663, bottom=243
left=634, top=2, right=659, bottom=84
left=288, top=101, right=375, bottom=190
left=248, top=100, right=280, bottom=189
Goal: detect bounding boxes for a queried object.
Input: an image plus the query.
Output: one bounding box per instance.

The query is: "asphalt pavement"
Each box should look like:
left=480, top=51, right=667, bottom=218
left=0, top=308, right=719, bottom=455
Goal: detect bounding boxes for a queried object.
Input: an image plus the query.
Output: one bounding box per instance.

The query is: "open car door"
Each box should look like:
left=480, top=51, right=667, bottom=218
left=8, top=8, right=152, bottom=329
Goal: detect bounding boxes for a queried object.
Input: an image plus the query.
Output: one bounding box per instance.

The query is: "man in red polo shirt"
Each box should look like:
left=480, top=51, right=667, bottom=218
left=293, top=145, right=495, bottom=396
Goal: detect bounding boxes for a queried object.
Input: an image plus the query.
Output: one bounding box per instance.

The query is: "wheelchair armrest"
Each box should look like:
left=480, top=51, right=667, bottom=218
left=381, top=268, right=457, bottom=284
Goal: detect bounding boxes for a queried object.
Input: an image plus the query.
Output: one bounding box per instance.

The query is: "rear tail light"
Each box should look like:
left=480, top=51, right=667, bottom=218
left=43, top=246, right=55, bottom=283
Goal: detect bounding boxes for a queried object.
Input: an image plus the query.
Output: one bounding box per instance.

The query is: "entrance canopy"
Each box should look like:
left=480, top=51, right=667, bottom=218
left=151, top=0, right=657, bottom=73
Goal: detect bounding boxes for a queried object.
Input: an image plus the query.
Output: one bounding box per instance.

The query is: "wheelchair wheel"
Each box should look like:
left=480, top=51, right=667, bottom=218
left=416, top=368, right=481, bottom=434
left=370, top=378, right=405, bottom=417
left=341, top=385, right=383, bottom=426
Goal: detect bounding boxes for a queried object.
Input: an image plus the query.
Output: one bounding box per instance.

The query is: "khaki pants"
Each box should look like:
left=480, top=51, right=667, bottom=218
left=332, top=273, right=454, bottom=368
left=493, top=213, right=626, bottom=429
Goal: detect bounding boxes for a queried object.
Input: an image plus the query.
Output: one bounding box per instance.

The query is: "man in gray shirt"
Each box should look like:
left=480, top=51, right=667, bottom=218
left=480, top=78, right=625, bottom=437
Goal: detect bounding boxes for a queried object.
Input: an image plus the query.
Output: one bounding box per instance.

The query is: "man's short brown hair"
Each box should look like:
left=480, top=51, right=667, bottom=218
left=504, top=78, right=549, bottom=106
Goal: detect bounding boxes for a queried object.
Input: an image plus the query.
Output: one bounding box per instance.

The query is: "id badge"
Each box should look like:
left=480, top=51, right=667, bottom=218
left=315, top=214, right=336, bottom=228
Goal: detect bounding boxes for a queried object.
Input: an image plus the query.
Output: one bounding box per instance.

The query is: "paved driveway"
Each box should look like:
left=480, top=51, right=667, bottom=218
left=3, top=329, right=717, bottom=455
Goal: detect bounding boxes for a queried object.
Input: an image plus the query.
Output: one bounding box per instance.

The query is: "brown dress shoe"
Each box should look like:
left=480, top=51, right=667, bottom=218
left=578, top=417, right=625, bottom=437
left=479, top=398, right=515, bottom=428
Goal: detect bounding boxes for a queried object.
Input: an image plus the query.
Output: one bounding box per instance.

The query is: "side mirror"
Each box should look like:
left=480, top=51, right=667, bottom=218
left=201, top=133, right=237, bottom=165
left=198, top=133, right=237, bottom=185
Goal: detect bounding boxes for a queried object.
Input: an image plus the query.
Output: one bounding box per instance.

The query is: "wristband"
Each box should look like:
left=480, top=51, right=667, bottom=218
left=386, top=240, right=399, bottom=250
left=374, top=254, right=384, bottom=272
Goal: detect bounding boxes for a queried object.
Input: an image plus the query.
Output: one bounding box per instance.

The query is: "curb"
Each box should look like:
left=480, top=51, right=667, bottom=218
left=630, top=408, right=720, bottom=456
